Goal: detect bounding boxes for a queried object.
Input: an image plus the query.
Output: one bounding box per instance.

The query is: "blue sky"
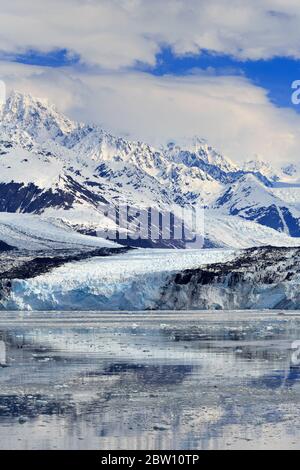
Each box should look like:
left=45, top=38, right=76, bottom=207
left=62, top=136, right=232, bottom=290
left=138, top=47, right=300, bottom=113
left=11, top=49, right=79, bottom=68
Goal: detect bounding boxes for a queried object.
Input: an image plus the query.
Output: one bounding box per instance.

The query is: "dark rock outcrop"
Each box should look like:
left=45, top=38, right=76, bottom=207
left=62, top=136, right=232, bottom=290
left=158, top=246, right=300, bottom=310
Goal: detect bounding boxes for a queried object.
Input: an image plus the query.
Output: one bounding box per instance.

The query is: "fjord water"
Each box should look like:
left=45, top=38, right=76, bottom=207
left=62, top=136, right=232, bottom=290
left=0, top=311, right=300, bottom=450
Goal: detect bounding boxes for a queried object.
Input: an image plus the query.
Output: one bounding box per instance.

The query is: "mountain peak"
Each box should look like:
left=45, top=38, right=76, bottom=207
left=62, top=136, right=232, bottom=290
left=242, top=158, right=281, bottom=182
left=4, top=90, right=52, bottom=116
left=0, top=90, right=78, bottom=142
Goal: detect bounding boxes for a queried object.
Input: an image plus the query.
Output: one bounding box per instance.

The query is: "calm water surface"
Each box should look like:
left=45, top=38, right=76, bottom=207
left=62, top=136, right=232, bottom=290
left=0, top=311, right=300, bottom=449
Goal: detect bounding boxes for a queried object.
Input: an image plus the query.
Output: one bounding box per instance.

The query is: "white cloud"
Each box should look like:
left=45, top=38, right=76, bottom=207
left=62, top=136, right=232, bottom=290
left=73, top=70, right=300, bottom=165
left=1, top=0, right=300, bottom=68
left=1, top=61, right=300, bottom=165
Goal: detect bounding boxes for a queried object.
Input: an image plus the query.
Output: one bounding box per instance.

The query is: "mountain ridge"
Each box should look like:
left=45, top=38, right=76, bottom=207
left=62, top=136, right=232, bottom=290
left=1, top=90, right=300, bottom=247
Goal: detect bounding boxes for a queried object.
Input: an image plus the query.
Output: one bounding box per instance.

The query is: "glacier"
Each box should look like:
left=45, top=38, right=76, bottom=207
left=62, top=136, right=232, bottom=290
left=2, top=246, right=300, bottom=311
left=3, top=249, right=236, bottom=311
left=0, top=211, right=299, bottom=312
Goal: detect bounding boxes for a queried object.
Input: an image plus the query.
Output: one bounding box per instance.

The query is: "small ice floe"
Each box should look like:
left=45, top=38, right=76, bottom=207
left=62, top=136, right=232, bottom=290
left=53, top=384, right=69, bottom=389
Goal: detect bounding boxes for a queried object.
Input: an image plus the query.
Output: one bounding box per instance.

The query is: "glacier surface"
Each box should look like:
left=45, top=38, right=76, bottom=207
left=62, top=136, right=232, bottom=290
left=4, top=249, right=236, bottom=311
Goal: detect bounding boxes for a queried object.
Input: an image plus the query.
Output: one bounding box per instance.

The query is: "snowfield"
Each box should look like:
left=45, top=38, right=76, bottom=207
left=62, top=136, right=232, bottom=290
left=4, top=249, right=236, bottom=311
left=205, top=212, right=300, bottom=248
left=0, top=212, right=118, bottom=251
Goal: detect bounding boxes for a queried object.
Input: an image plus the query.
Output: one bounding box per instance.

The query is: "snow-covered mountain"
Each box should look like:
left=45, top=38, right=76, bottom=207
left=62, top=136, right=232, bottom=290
left=214, top=174, right=300, bottom=236
left=1, top=92, right=300, bottom=311
left=1, top=91, right=300, bottom=247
